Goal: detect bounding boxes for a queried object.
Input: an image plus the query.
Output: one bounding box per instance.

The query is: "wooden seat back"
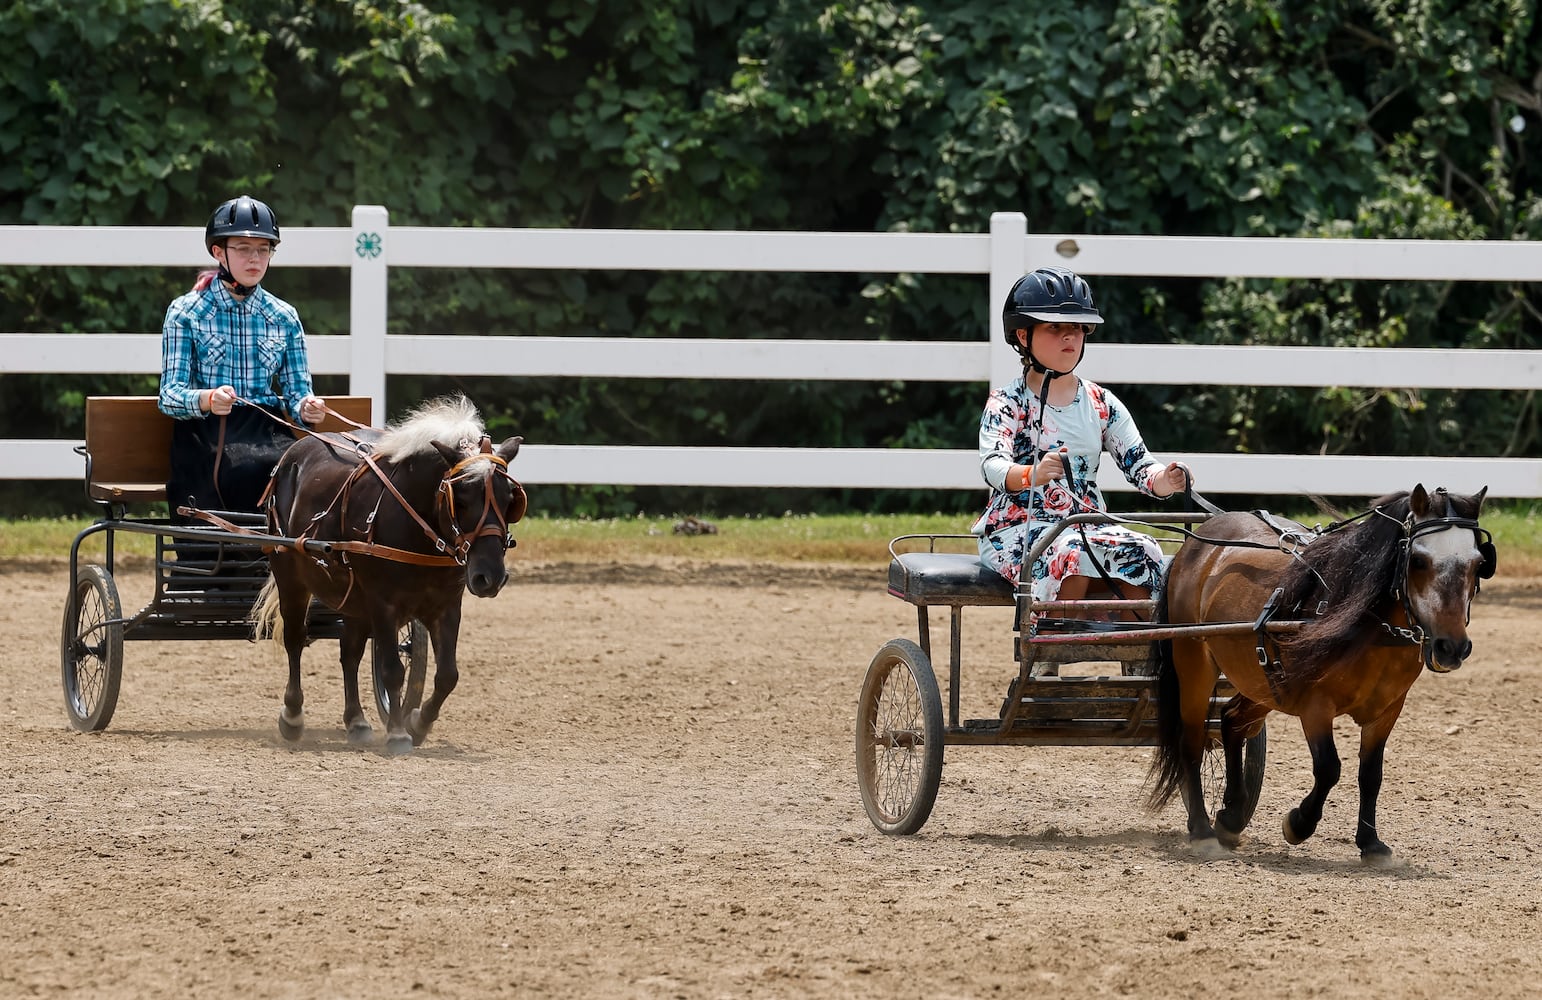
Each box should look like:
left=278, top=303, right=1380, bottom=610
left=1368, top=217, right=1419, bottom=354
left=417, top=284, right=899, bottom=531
left=83, top=396, right=374, bottom=504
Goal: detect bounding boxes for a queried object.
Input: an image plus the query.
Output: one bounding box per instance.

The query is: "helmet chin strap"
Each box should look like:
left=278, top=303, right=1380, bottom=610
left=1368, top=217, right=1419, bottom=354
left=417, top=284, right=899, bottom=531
left=1024, top=342, right=1084, bottom=380
left=214, top=250, right=257, bottom=297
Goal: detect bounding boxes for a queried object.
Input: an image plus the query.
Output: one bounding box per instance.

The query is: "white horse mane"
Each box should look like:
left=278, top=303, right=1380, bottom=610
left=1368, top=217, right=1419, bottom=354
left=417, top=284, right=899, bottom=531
left=374, top=395, right=486, bottom=460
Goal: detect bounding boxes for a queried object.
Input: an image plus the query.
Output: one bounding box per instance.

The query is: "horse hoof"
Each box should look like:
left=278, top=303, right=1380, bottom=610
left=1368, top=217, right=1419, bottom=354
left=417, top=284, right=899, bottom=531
left=384, top=733, right=414, bottom=757
left=1189, top=837, right=1230, bottom=861
left=278, top=710, right=304, bottom=743
left=1216, top=823, right=1243, bottom=850
left=407, top=708, right=430, bottom=747
left=1361, top=843, right=1399, bottom=867
left=1282, top=801, right=1319, bottom=844
left=345, top=719, right=374, bottom=746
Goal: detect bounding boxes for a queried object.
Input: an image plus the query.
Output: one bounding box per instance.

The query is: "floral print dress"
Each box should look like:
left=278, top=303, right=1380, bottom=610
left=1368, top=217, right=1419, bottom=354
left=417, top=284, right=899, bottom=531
left=972, top=375, right=1170, bottom=604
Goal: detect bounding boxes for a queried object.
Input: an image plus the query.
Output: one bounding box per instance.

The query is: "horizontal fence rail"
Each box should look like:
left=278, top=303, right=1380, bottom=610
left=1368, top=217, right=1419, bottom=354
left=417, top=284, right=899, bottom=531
left=2, top=209, right=1539, bottom=497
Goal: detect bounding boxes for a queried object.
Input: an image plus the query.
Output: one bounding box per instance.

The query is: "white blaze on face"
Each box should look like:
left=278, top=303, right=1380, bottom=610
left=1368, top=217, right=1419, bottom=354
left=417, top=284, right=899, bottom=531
left=1408, top=525, right=1482, bottom=624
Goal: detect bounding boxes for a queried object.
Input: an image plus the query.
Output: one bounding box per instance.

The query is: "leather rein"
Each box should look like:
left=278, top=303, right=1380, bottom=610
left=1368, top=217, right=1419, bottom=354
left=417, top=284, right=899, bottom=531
left=329, top=436, right=522, bottom=569
left=187, top=399, right=526, bottom=570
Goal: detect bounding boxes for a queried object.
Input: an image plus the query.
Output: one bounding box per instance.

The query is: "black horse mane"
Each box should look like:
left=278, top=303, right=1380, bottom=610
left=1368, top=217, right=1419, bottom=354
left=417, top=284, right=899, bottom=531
left=1273, top=490, right=1411, bottom=668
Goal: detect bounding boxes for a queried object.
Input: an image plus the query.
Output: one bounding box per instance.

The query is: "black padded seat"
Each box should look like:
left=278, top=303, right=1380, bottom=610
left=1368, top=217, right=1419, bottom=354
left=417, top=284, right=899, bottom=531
left=887, top=552, right=1015, bottom=607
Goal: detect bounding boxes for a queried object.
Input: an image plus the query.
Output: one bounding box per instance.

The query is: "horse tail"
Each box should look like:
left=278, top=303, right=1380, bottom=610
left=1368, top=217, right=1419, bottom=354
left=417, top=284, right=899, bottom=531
left=251, top=575, right=284, bottom=648
left=1145, top=580, right=1185, bottom=811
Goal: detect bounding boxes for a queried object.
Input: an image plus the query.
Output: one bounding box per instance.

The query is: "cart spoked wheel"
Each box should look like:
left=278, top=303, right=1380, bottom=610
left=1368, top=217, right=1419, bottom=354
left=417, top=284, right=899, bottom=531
left=1181, top=725, right=1268, bottom=841
left=372, top=619, right=429, bottom=726
left=61, top=564, right=124, bottom=733
left=856, top=638, right=945, bottom=835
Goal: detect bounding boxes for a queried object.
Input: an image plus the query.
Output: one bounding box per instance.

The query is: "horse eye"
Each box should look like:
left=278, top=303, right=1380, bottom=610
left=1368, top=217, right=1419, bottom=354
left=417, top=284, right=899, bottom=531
left=1408, top=553, right=1430, bottom=573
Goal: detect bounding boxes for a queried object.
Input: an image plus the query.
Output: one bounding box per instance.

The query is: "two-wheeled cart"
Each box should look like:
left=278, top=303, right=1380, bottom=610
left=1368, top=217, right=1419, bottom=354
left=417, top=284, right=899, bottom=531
left=60, top=396, right=427, bottom=732
left=855, top=513, right=1268, bottom=834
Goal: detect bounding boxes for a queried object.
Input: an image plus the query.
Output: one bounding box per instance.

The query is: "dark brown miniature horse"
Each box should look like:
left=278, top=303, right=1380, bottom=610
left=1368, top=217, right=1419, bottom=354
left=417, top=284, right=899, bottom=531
left=1148, top=485, right=1495, bottom=863
left=253, top=396, right=526, bottom=755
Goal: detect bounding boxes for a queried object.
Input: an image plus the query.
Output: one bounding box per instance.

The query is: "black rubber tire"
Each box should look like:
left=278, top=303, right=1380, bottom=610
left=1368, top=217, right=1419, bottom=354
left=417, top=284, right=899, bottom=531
left=1182, top=725, right=1268, bottom=830
left=61, top=564, right=124, bottom=733
left=372, top=619, right=429, bottom=726
left=855, top=638, right=945, bottom=835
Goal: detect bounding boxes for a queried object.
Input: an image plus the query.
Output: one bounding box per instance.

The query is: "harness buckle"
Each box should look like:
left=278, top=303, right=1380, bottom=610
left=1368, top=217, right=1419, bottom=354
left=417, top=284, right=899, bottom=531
left=1278, top=531, right=1310, bottom=557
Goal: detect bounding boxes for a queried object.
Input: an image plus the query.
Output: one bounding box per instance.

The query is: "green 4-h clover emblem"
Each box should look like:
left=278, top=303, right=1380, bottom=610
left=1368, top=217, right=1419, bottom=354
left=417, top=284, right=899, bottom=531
left=355, top=232, right=383, bottom=259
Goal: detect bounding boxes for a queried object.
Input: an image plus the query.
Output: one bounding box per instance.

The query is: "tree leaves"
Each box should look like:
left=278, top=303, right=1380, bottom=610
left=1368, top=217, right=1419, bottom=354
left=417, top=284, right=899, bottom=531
left=2, top=0, right=1539, bottom=515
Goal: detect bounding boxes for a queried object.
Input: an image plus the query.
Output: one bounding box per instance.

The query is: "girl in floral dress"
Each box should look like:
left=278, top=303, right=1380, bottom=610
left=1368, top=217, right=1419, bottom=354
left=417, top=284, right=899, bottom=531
left=973, top=267, right=1194, bottom=622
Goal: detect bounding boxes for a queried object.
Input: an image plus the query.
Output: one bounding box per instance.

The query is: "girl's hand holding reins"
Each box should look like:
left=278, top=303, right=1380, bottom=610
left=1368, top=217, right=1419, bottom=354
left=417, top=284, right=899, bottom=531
left=1013, top=449, right=1069, bottom=491
left=1156, top=461, right=1194, bottom=497
left=298, top=394, right=326, bottom=425
left=204, top=385, right=237, bottom=415
left=1035, top=449, right=1069, bottom=485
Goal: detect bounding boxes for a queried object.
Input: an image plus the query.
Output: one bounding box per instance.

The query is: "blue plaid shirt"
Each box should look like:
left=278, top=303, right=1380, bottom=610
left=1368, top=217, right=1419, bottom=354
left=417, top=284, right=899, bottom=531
left=158, top=281, right=314, bottom=423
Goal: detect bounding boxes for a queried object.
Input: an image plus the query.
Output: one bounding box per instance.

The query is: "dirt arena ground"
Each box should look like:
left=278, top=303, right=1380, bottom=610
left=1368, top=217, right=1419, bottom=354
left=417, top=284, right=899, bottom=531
left=2, top=554, right=1539, bottom=999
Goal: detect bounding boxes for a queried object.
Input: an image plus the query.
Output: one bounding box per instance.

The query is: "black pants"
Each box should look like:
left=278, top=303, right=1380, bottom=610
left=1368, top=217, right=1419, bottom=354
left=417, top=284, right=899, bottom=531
left=167, top=405, right=294, bottom=522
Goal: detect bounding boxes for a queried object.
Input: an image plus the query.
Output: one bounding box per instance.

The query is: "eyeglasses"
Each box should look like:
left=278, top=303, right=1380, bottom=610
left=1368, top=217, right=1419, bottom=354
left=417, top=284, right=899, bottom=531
left=225, top=244, right=275, bottom=260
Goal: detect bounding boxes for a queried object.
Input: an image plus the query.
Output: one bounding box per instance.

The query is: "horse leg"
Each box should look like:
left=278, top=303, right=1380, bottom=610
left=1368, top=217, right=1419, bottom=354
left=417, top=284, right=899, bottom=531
left=339, top=619, right=373, bottom=745
left=275, top=579, right=311, bottom=743
left=1354, top=696, right=1409, bottom=864
left=407, top=606, right=462, bottom=747
left=370, top=610, right=413, bottom=756
left=1215, top=695, right=1270, bottom=847
left=1169, top=641, right=1224, bottom=847
left=1283, top=710, right=1340, bottom=846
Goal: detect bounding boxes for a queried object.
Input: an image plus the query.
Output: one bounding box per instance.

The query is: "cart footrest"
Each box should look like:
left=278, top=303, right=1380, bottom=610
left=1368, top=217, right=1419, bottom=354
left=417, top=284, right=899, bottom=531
left=993, top=675, right=1239, bottom=733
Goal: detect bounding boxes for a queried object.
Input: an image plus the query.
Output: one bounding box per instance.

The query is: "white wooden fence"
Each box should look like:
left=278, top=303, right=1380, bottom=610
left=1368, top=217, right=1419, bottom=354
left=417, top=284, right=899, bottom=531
left=2, top=208, right=1539, bottom=497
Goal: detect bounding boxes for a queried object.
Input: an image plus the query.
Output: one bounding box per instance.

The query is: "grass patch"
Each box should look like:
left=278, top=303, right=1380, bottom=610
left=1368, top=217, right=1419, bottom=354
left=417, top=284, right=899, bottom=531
left=7, top=503, right=1541, bottom=575
left=1, top=512, right=978, bottom=567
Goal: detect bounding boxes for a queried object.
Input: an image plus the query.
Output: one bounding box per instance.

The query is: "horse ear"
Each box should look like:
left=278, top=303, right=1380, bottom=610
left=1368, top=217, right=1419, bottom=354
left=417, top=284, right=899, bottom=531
left=496, top=436, right=523, bottom=462
left=1409, top=484, right=1429, bottom=517
left=432, top=440, right=462, bottom=467
left=1473, top=485, right=1488, bottom=511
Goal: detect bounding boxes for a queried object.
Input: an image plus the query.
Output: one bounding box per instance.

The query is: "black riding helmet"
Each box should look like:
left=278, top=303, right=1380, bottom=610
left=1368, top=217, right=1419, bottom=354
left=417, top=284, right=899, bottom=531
left=205, top=195, right=279, bottom=295
left=1001, top=265, right=1103, bottom=376
left=205, top=195, right=281, bottom=251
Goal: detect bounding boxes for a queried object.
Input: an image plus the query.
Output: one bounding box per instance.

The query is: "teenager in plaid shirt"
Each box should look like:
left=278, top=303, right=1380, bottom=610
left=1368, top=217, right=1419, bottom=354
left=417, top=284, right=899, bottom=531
left=159, top=195, right=326, bottom=517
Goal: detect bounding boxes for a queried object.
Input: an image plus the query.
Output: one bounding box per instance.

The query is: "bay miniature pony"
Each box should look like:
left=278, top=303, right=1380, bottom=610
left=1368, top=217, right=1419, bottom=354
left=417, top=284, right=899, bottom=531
left=253, top=396, right=526, bottom=754
left=1147, top=485, right=1495, bottom=862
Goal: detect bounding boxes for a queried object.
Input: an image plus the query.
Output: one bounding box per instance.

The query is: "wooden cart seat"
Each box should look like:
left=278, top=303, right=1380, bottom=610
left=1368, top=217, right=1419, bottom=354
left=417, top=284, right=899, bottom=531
left=84, top=395, right=373, bottom=504
left=887, top=551, right=1016, bottom=607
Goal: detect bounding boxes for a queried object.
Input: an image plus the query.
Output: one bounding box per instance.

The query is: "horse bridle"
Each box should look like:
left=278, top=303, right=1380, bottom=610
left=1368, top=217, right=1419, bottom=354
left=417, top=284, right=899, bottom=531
left=434, top=437, right=528, bottom=565
left=351, top=435, right=526, bottom=568
left=1376, top=505, right=1494, bottom=649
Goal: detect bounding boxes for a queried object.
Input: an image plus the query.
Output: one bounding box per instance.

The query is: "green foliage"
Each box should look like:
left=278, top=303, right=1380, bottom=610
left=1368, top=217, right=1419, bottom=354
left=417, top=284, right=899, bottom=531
left=1, top=0, right=1539, bottom=517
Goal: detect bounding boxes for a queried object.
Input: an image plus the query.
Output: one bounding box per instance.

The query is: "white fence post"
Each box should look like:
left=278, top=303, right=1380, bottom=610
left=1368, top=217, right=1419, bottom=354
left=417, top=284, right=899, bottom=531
left=989, top=212, right=1028, bottom=389
left=349, top=205, right=389, bottom=423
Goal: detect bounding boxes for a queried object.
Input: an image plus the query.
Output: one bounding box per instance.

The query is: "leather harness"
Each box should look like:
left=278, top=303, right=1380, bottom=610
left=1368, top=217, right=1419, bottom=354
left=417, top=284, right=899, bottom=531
left=185, top=400, right=527, bottom=578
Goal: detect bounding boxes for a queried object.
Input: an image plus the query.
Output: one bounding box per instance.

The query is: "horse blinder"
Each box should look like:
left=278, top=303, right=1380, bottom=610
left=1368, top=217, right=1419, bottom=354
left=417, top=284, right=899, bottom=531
left=1477, top=537, right=1497, bottom=580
